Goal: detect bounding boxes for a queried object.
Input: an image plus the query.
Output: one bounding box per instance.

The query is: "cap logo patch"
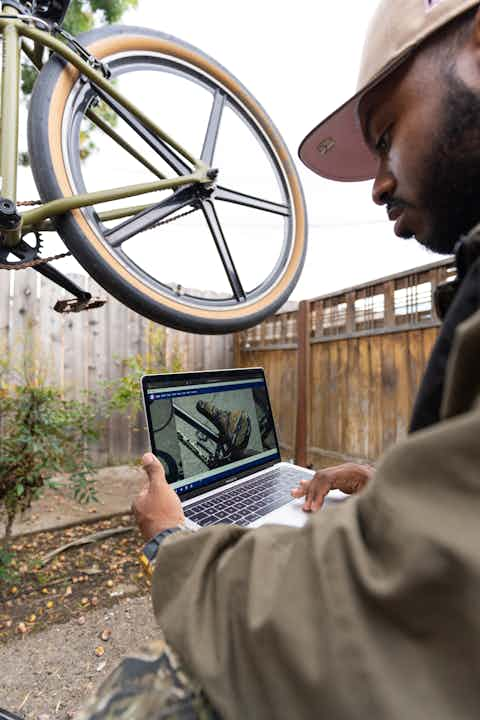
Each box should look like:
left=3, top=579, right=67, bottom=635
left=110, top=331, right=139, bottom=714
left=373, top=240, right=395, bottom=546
left=425, top=0, right=443, bottom=11
left=317, top=137, right=336, bottom=156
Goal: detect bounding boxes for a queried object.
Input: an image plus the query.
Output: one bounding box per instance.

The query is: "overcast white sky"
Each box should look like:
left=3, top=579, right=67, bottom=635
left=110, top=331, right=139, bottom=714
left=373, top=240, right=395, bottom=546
left=20, top=0, right=442, bottom=301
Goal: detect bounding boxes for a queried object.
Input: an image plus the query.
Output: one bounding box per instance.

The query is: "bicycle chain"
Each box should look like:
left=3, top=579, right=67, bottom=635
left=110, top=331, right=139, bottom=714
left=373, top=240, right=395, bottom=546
left=0, top=202, right=198, bottom=271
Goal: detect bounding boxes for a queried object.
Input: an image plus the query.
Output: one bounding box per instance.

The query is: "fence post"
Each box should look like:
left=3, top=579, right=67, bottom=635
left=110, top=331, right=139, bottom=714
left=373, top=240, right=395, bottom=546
left=384, top=280, right=395, bottom=328
left=346, top=291, right=356, bottom=333
left=294, top=300, right=311, bottom=466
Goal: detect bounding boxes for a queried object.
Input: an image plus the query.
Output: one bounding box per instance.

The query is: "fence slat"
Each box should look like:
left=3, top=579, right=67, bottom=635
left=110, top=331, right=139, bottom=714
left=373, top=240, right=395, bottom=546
left=10, top=270, right=39, bottom=374
left=294, top=301, right=310, bottom=466
left=0, top=270, right=11, bottom=355
left=39, top=274, right=65, bottom=387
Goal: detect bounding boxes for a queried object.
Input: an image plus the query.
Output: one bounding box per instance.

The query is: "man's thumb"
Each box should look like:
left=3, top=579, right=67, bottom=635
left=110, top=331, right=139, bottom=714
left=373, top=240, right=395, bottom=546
left=142, top=453, right=166, bottom=487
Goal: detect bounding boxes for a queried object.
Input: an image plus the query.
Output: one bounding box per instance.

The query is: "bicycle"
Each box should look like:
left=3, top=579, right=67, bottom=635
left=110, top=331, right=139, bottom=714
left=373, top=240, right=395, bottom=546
left=0, top=0, right=307, bottom=334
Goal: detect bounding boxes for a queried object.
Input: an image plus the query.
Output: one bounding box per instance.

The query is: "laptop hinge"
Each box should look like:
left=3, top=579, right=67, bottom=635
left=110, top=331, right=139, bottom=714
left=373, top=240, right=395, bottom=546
left=179, top=459, right=280, bottom=502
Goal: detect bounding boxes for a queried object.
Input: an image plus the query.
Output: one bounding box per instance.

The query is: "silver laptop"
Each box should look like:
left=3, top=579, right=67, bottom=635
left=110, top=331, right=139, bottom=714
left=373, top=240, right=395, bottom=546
left=142, top=368, right=346, bottom=529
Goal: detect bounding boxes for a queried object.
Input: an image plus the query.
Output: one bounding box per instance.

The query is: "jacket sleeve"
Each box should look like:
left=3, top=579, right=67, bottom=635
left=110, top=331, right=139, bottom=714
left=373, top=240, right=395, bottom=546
left=151, top=406, right=480, bottom=720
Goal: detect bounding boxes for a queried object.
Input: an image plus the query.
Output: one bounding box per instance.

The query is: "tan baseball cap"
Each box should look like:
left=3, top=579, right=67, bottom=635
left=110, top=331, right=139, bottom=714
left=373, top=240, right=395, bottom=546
left=298, top=0, right=480, bottom=182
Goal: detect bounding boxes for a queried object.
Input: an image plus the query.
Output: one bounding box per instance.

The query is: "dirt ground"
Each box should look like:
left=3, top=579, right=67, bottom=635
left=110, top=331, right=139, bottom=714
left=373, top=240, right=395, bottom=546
left=0, top=594, right=157, bottom=719
left=0, top=514, right=151, bottom=644
left=0, top=465, right=158, bottom=719
left=1, top=465, right=146, bottom=538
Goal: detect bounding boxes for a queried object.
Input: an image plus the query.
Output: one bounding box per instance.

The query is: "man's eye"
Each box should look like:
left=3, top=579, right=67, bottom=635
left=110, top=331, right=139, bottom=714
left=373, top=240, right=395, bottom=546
left=375, top=129, right=391, bottom=155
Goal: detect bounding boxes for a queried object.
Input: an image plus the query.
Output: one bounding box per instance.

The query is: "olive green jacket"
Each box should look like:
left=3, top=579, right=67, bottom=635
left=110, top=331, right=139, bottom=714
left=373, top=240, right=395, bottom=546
left=152, top=310, right=480, bottom=720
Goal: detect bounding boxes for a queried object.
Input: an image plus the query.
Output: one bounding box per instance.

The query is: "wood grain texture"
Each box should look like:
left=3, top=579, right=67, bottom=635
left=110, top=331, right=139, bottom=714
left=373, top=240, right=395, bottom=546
left=237, top=326, right=441, bottom=466
left=3, top=273, right=233, bottom=465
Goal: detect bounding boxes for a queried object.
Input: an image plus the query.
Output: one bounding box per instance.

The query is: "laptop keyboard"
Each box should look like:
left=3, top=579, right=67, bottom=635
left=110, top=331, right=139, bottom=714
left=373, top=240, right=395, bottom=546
left=184, top=466, right=307, bottom=527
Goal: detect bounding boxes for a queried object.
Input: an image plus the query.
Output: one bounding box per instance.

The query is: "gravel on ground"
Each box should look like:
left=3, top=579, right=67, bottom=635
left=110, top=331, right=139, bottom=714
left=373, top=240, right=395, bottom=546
left=0, top=595, right=158, bottom=720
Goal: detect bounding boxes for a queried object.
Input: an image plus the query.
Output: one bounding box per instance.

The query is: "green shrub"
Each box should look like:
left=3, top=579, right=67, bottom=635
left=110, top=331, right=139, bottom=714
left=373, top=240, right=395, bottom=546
left=107, top=325, right=182, bottom=425
left=0, top=373, right=99, bottom=544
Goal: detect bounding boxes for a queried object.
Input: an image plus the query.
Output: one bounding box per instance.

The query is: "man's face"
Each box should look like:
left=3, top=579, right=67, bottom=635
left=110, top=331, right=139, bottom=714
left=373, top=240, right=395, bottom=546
left=358, top=49, right=480, bottom=255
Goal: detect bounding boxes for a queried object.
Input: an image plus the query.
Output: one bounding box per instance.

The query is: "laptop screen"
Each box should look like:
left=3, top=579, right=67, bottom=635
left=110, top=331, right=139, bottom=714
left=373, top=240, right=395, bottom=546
left=142, top=368, right=281, bottom=497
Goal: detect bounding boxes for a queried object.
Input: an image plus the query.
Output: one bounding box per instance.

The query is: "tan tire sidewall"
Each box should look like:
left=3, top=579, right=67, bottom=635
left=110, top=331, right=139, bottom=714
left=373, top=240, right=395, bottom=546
left=47, top=32, right=306, bottom=322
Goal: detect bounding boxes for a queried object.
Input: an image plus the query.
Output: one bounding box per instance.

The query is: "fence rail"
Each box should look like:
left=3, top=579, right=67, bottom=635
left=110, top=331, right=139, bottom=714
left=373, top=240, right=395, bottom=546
left=1, top=268, right=233, bottom=464
left=235, top=258, right=455, bottom=468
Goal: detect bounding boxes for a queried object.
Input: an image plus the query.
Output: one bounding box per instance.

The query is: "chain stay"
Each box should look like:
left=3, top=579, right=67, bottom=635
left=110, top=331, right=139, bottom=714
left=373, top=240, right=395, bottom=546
left=0, top=202, right=198, bottom=270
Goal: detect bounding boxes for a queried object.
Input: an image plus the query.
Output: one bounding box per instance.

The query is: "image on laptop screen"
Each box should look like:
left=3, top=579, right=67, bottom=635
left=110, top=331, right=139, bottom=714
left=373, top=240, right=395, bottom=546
left=143, top=371, right=280, bottom=495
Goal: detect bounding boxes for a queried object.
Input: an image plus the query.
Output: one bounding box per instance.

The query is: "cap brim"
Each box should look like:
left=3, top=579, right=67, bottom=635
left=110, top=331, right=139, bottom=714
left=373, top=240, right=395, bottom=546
left=299, top=51, right=415, bottom=182
left=299, top=88, right=378, bottom=182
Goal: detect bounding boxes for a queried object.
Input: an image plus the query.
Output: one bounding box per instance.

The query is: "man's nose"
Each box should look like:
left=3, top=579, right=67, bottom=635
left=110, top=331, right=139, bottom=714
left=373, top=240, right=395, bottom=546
left=372, top=165, right=396, bottom=206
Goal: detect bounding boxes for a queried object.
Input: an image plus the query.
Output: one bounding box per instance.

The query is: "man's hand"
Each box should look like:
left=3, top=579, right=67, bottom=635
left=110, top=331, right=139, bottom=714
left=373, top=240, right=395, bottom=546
left=132, top=453, right=185, bottom=541
left=291, top=462, right=374, bottom=513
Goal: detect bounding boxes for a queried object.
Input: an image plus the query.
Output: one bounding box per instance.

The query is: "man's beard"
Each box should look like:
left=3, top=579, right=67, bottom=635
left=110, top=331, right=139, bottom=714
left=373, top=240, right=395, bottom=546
left=419, top=72, right=480, bottom=255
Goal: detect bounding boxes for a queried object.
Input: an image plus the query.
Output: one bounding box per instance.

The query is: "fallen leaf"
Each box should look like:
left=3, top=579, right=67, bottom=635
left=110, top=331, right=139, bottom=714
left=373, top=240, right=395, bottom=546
left=17, top=622, right=27, bottom=634
left=99, top=628, right=112, bottom=642
left=80, top=597, right=89, bottom=606
left=83, top=565, right=101, bottom=576
left=96, top=661, right=106, bottom=672
left=64, top=586, right=73, bottom=597
left=10, top=587, right=18, bottom=595
left=106, top=580, right=114, bottom=588
left=94, top=645, right=105, bottom=657
left=77, top=616, right=86, bottom=626
left=46, top=601, right=54, bottom=609
left=28, top=614, right=36, bottom=623
left=42, top=588, right=49, bottom=595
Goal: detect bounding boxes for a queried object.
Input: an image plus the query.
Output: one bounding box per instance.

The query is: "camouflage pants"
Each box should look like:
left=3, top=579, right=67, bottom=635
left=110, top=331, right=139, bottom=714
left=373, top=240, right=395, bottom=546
left=78, top=638, right=220, bottom=720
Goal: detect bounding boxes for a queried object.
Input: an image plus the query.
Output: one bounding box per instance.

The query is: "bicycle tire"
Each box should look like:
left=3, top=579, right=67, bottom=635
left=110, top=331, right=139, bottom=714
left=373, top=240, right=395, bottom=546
left=28, top=25, right=307, bottom=334
left=155, top=449, right=180, bottom=484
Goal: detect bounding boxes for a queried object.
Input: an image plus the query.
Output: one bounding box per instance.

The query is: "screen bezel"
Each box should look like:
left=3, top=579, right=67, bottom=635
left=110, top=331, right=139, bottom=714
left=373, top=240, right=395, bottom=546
left=141, top=367, right=281, bottom=500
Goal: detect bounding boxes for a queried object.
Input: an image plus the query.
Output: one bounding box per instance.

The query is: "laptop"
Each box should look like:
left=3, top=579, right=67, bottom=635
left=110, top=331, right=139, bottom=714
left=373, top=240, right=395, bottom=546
left=141, top=367, right=347, bottom=529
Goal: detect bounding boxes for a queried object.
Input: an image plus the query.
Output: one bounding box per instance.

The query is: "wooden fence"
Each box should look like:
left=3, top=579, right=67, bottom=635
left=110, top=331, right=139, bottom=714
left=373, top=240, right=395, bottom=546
left=234, top=258, right=456, bottom=468
left=0, top=269, right=233, bottom=464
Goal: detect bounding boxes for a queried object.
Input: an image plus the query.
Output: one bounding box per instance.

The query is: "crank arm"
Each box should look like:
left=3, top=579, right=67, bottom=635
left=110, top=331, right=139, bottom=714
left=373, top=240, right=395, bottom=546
left=33, top=261, right=91, bottom=301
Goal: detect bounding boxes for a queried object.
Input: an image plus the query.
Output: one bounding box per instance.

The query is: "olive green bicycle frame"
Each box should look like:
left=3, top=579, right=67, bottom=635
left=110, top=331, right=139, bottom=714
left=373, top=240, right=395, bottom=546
left=0, top=6, right=211, bottom=247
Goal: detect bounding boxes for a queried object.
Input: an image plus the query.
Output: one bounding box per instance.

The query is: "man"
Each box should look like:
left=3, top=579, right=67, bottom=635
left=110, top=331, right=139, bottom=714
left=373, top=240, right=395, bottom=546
left=294, top=0, right=480, bottom=511
left=80, top=1, right=480, bottom=718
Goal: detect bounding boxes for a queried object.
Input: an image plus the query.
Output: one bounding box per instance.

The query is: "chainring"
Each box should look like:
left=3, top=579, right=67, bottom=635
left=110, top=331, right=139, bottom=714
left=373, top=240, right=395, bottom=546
left=0, top=231, right=43, bottom=268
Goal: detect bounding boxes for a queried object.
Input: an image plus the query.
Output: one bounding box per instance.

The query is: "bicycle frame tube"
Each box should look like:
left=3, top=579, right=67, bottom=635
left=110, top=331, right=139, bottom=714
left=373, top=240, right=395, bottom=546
left=0, top=16, right=21, bottom=204
left=0, top=12, right=210, bottom=240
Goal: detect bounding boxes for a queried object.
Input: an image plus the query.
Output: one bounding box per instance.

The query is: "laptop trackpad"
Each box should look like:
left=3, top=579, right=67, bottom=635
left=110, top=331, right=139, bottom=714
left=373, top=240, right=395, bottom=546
left=249, top=491, right=350, bottom=529
left=250, top=499, right=309, bottom=528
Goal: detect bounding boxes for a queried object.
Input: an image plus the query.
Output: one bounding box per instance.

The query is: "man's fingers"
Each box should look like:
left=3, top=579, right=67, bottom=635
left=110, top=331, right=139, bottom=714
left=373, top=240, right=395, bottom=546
left=303, top=477, right=319, bottom=511
left=291, top=479, right=310, bottom=498
left=303, top=488, right=313, bottom=512
left=311, top=488, right=329, bottom=512
left=303, top=473, right=331, bottom=512
left=142, top=452, right=166, bottom=490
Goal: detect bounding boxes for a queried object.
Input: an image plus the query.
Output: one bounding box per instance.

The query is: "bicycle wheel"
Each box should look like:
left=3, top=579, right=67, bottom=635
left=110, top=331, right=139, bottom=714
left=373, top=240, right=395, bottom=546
left=28, top=25, right=307, bottom=334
